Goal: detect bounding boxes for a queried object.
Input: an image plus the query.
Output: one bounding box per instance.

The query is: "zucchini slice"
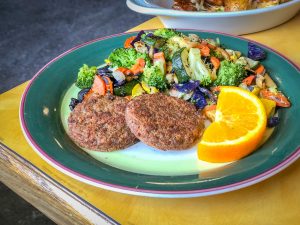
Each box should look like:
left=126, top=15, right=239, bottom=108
left=172, top=48, right=191, bottom=83
left=113, top=80, right=139, bottom=97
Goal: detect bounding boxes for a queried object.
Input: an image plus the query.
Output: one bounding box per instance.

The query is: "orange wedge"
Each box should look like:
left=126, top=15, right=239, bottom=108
left=198, top=86, right=267, bottom=163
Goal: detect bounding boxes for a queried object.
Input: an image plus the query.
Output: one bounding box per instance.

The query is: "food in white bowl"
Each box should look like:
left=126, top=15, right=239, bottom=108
left=126, top=0, right=300, bottom=34
left=172, top=0, right=291, bottom=12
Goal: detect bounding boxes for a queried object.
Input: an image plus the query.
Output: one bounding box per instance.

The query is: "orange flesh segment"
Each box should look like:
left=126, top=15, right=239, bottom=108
left=198, top=86, right=267, bottom=163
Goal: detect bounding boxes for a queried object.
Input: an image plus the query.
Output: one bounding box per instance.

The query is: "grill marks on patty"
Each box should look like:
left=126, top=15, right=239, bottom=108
left=125, top=93, right=204, bottom=150
left=68, top=93, right=137, bottom=152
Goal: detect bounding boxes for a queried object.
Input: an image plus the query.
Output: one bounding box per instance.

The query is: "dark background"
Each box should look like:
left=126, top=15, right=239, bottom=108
left=0, top=0, right=152, bottom=224
left=0, top=0, right=152, bottom=93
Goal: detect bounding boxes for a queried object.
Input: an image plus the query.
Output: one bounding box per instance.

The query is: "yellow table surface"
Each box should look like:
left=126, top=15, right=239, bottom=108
left=1, top=16, right=300, bottom=225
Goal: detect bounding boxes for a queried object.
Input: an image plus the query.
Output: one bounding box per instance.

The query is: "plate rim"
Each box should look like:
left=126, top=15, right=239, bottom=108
left=20, top=29, right=300, bottom=198
left=126, top=0, right=300, bottom=18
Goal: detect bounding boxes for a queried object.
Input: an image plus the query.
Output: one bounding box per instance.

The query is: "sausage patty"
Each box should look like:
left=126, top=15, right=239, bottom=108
left=68, top=93, right=137, bottom=152
left=125, top=93, right=204, bottom=150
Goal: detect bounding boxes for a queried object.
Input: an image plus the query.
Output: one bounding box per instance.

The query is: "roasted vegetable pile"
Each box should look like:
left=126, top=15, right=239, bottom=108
left=70, top=28, right=291, bottom=128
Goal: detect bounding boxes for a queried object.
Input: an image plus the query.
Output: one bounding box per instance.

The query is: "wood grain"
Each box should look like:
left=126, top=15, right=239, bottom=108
left=0, top=143, right=118, bottom=225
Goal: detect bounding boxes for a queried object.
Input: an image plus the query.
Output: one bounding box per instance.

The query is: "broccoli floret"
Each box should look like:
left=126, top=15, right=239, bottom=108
left=108, top=48, right=150, bottom=68
left=142, top=65, right=167, bottom=90
left=153, top=28, right=182, bottom=39
left=214, top=60, right=246, bottom=86
left=75, top=64, right=97, bottom=89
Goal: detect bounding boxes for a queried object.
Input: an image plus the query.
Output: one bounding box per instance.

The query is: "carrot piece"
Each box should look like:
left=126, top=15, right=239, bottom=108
left=196, top=44, right=210, bottom=56
left=255, top=65, right=265, bottom=75
left=136, top=58, right=146, bottom=67
left=153, top=52, right=166, bottom=73
left=124, top=96, right=132, bottom=101
left=91, top=75, right=106, bottom=95
left=153, top=52, right=165, bottom=60
left=84, top=89, right=94, bottom=100
left=117, top=67, right=132, bottom=76
left=102, top=76, right=113, bottom=94
left=203, top=104, right=217, bottom=121
left=153, top=52, right=166, bottom=66
left=242, top=75, right=256, bottom=86
left=260, top=89, right=290, bottom=107
left=124, top=36, right=136, bottom=48
left=201, top=45, right=210, bottom=56
left=130, top=58, right=146, bottom=75
left=215, top=47, right=230, bottom=60
left=116, top=67, right=127, bottom=73
left=131, top=64, right=141, bottom=75
left=204, top=104, right=217, bottom=111
left=210, top=56, right=220, bottom=69
left=207, top=43, right=217, bottom=50
left=211, top=86, right=221, bottom=93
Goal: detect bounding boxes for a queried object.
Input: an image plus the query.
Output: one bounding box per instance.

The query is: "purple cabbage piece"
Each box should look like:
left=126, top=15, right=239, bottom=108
left=77, top=88, right=90, bottom=103
left=248, top=42, right=266, bottom=61
left=146, top=33, right=155, bottom=38
left=130, top=30, right=146, bottom=47
left=153, top=47, right=159, bottom=54
left=267, top=117, right=280, bottom=128
left=97, top=66, right=119, bottom=86
left=247, top=85, right=255, bottom=92
left=191, top=89, right=207, bottom=109
left=174, top=80, right=200, bottom=93
left=97, top=65, right=111, bottom=75
left=198, top=87, right=217, bottom=104
left=69, top=98, right=79, bottom=111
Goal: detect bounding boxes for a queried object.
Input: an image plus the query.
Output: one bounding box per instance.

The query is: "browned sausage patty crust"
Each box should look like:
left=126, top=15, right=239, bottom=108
left=125, top=93, right=204, bottom=150
left=68, top=93, right=137, bottom=152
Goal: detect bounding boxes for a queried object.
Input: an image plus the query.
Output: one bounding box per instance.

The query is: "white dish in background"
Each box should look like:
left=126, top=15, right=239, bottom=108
left=127, top=0, right=300, bottom=35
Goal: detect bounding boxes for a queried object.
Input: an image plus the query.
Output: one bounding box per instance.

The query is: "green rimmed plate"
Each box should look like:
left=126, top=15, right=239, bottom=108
left=20, top=30, right=300, bottom=198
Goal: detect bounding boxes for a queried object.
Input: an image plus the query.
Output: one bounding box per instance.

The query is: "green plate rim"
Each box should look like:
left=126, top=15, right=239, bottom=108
left=20, top=30, right=300, bottom=198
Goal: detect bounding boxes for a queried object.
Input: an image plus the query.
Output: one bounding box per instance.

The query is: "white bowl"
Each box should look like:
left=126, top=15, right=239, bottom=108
left=127, top=0, right=300, bottom=35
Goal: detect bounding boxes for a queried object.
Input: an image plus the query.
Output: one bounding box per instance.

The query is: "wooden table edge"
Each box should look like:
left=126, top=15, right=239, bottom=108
left=0, top=142, right=119, bottom=225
